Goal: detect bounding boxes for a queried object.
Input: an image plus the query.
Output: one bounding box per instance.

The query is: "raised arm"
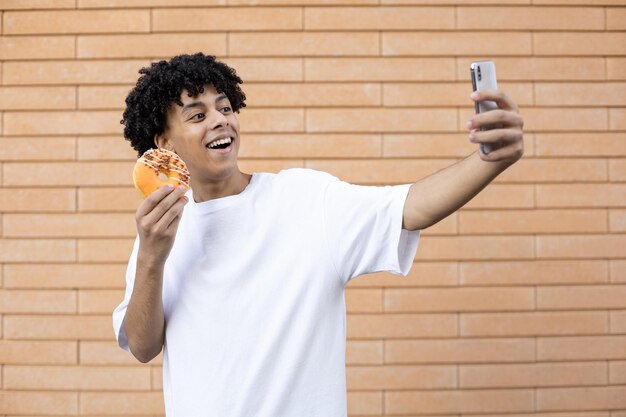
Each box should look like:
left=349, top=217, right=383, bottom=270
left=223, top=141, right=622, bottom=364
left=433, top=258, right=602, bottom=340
left=402, top=90, right=524, bottom=231
left=124, top=185, right=188, bottom=363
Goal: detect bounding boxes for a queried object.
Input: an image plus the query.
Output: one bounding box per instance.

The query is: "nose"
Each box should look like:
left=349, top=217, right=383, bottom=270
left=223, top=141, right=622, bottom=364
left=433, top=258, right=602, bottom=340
left=208, top=108, right=228, bottom=129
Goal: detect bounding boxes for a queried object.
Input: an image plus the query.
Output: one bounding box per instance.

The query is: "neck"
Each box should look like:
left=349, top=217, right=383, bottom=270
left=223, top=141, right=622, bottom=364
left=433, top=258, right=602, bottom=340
left=190, top=170, right=252, bottom=203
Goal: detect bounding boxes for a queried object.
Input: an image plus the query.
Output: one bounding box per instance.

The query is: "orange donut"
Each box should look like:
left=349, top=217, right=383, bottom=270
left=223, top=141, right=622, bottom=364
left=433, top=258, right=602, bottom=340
left=133, top=148, right=190, bottom=198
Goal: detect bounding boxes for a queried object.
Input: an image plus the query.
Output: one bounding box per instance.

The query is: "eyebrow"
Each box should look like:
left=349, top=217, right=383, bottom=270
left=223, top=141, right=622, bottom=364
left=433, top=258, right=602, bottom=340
left=181, top=101, right=204, bottom=114
left=181, top=94, right=229, bottom=114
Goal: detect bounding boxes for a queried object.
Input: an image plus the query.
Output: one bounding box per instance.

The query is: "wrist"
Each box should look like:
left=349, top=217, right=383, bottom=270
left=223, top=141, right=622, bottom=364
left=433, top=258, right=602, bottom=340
left=137, top=247, right=166, bottom=274
left=476, top=149, right=517, bottom=170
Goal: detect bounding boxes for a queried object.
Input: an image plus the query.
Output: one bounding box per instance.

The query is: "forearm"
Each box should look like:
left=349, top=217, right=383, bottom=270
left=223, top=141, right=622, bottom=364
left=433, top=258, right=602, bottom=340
left=403, top=151, right=512, bottom=231
left=124, top=253, right=166, bottom=363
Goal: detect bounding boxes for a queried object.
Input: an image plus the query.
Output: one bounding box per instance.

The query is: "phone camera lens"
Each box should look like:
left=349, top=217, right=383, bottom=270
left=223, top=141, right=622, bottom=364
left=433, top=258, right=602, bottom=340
left=477, top=66, right=482, bottom=81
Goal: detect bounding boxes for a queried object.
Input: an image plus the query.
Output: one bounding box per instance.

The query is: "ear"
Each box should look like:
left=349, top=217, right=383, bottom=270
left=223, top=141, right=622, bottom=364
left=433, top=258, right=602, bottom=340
left=154, top=133, right=175, bottom=152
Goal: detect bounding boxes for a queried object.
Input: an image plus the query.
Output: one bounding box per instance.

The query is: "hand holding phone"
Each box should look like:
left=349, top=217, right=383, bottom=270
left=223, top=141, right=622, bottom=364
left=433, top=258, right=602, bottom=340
left=470, top=60, right=501, bottom=155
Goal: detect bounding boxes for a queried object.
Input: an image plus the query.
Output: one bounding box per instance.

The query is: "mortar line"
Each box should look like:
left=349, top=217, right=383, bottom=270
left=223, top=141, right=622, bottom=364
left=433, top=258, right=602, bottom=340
left=606, top=304, right=611, bottom=385
left=382, top=325, right=386, bottom=414
left=607, top=145, right=611, bottom=183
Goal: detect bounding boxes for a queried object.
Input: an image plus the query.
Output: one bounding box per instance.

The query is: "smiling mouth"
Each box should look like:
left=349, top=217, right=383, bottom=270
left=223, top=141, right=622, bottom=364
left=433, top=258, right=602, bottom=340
left=206, top=136, right=233, bottom=150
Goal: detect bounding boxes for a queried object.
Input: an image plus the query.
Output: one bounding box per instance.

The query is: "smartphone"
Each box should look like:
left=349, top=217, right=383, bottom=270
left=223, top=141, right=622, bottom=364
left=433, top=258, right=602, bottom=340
left=470, top=60, right=501, bottom=155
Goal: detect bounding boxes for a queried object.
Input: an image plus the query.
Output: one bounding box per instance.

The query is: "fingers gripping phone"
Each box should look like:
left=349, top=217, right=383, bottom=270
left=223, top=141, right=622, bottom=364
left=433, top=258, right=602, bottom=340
left=470, top=60, right=501, bottom=155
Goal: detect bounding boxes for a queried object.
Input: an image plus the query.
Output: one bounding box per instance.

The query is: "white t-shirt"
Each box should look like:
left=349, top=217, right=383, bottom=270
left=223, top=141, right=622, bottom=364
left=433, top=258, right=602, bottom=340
left=113, top=168, right=420, bottom=417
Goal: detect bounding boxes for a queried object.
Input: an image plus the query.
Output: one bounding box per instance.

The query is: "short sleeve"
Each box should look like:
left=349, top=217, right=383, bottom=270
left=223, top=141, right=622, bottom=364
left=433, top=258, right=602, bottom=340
left=323, top=177, right=420, bottom=285
left=112, top=235, right=140, bottom=352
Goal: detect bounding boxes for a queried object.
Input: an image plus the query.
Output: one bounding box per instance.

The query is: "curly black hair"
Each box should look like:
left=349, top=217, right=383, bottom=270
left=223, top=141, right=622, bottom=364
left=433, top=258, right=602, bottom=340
left=121, top=53, right=246, bottom=157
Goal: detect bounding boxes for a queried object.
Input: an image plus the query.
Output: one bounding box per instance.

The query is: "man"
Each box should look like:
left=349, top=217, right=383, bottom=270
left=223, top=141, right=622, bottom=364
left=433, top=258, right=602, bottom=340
left=113, top=52, right=523, bottom=416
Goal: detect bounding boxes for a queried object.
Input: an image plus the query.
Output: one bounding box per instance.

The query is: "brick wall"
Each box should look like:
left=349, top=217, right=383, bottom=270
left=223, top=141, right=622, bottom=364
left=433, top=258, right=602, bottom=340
left=0, top=0, right=625, bottom=415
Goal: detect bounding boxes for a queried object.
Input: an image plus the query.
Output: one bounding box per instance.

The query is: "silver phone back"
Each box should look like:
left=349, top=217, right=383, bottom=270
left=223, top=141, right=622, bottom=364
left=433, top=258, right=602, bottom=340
left=471, top=60, right=498, bottom=114
left=470, top=60, right=499, bottom=154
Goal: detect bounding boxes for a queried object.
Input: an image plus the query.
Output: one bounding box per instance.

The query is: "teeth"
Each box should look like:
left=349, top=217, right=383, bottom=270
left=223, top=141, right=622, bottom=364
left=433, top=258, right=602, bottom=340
left=207, top=137, right=232, bottom=149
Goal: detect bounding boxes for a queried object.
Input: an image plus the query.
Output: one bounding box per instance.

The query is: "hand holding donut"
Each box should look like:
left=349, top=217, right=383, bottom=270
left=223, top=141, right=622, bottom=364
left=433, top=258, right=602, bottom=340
left=132, top=148, right=191, bottom=265
left=135, top=184, right=188, bottom=265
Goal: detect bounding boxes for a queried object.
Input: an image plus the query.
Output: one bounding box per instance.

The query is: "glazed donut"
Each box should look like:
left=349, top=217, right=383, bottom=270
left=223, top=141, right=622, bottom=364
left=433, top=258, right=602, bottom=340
left=133, top=148, right=190, bottom=198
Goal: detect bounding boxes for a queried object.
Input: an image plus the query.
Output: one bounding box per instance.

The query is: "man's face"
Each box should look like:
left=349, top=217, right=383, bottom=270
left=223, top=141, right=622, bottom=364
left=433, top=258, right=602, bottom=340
left=158, top=84, right=241, bottom=183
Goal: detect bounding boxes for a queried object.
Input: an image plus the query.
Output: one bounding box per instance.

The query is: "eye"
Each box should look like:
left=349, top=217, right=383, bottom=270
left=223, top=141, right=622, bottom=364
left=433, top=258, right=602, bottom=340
left=190, top=113, right=205, bottom=121
left=220, top=106, right=232, bottom=113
